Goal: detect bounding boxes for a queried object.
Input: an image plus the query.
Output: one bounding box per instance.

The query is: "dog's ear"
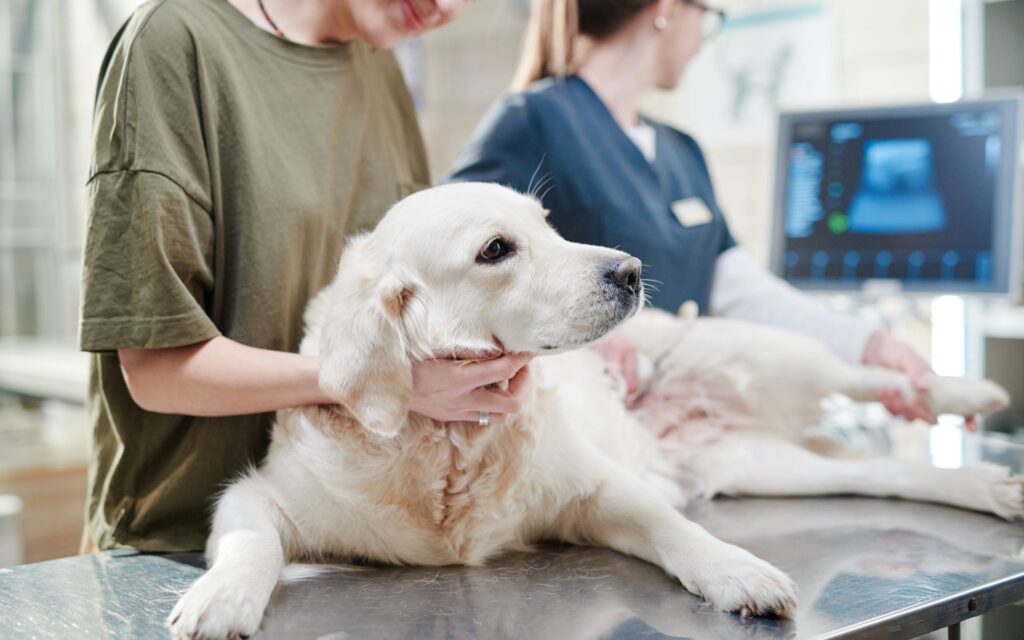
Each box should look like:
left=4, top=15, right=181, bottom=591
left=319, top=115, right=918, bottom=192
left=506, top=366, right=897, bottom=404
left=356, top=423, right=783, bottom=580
left=318, top=242, right=418, bottom=438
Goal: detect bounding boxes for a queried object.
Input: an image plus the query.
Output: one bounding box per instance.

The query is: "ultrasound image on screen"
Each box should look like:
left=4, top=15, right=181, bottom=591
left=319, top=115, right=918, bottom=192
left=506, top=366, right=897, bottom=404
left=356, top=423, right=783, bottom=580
left=781, top=109, right=1004, bottom=285
left=849, top=138, right=947, bottom=234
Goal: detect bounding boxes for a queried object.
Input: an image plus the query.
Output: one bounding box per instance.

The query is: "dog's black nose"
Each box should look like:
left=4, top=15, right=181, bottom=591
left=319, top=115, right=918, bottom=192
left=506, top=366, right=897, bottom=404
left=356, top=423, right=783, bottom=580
left=606, top=257, right=642, bottom=295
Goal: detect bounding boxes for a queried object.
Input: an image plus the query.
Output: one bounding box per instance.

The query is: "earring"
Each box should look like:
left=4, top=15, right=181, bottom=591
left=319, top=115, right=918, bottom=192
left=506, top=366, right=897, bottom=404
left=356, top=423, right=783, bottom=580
left=654, top=16, right=668, bottom=30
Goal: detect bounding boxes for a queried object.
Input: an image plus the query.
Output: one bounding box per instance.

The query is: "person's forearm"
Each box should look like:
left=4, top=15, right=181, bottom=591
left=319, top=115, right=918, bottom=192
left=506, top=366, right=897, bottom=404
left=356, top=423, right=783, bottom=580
left=118, top=337, right=334, bottom=416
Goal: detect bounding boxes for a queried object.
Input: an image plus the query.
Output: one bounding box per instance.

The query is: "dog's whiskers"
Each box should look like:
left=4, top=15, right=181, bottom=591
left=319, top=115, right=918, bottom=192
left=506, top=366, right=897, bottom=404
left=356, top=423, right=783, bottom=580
left=530, top=174, right=552, bottom=200
left=537, top=180, right=557, bottom=203
left=525, top=156, right=550, bottom=200
left=640, top=278, right=661, bottom=293
left=526, top=158, right=543, bottom=196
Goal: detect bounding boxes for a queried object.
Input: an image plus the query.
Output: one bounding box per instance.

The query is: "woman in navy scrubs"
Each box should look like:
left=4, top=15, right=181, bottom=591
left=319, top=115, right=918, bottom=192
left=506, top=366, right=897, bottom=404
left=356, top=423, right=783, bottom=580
left=449, top=0, right=935, bottom=422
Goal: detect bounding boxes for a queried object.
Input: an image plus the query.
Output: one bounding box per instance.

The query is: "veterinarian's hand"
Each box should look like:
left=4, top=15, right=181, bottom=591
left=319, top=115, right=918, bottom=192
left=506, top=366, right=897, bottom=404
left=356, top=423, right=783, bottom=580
left=591, top=332, right=639, bottom=399
left=863, top=329, right=937, bottom=424
left=408, top=353, right=533, bottom=424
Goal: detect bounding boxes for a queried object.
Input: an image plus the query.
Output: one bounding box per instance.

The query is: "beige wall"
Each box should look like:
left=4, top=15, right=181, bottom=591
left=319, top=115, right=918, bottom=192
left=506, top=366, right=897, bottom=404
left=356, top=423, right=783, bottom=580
left=419, top=1, right=529, bottom=179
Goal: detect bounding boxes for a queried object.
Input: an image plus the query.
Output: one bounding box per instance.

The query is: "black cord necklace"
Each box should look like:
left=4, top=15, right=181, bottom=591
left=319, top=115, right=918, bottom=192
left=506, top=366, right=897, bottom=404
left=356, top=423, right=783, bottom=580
left=256, top=0, right=287, bottom=40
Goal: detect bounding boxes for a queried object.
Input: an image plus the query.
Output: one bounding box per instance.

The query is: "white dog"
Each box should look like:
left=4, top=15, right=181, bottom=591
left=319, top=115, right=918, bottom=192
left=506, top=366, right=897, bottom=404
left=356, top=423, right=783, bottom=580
left=168, top=183, right=1015, bottom=638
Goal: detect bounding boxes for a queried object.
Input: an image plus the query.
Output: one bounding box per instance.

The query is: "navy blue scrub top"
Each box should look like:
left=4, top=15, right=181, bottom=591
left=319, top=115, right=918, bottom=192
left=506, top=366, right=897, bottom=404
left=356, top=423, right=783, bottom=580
left=447, top=75, right=735, bottom=314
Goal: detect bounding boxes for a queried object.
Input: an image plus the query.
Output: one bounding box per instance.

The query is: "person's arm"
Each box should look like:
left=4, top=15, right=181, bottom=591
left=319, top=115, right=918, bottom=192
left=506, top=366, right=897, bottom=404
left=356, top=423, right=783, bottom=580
left=118, top=337, right=327, bottom=416
left=119, top=337, right=533, bottom=422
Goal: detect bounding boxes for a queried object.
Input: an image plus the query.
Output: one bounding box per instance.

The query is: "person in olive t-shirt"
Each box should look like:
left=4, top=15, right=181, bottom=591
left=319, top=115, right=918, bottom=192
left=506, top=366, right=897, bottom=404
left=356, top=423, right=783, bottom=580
left=80, top=0, right=532, bottom=553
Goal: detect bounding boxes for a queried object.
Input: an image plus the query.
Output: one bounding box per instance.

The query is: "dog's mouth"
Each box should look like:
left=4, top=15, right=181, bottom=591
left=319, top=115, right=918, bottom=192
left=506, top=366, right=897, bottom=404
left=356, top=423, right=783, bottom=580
left=536, top=289, right=642, bottom=352
left=595, top=284, right=643, bottom=337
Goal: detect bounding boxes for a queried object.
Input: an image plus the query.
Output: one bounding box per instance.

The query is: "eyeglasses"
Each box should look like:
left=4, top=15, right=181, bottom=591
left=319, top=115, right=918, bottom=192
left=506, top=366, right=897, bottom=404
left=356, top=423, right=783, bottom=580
left=683, top=0, right=728, bottom=39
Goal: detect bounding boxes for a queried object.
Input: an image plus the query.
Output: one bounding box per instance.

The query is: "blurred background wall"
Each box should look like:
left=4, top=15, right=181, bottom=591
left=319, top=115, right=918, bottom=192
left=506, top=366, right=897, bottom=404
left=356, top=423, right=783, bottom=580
left=0, top=0, right=1018, bottom=565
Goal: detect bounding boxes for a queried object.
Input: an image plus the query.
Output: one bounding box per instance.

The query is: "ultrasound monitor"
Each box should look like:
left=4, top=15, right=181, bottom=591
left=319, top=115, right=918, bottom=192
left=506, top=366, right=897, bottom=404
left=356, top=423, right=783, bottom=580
left=770, top=97, right=1022, bottom=295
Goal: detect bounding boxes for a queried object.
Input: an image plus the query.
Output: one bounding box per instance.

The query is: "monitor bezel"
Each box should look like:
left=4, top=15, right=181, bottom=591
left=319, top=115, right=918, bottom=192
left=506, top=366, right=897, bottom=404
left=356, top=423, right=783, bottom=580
left=770, top=95, right=1023, bottom=297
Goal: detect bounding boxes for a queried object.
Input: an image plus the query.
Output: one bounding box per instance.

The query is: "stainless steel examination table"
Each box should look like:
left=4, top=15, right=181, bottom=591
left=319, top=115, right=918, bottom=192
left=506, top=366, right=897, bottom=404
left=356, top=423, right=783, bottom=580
left=3, top=426, right=1024, bottom=640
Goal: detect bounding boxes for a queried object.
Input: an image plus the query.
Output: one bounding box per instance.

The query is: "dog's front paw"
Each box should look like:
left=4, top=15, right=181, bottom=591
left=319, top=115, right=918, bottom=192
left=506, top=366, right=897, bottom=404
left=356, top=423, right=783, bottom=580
left=672, top=543, right=797, bottom=618
left=167, top=570, right=267, bottom=639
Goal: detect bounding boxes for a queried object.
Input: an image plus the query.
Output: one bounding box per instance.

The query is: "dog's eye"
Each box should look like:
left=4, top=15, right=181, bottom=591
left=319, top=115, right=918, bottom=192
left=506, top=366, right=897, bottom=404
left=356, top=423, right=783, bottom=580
left=478, top=237, right=514, bottom=263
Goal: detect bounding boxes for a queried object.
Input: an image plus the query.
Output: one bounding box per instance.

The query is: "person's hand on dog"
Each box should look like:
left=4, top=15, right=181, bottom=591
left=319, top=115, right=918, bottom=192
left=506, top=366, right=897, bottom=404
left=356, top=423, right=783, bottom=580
left=863, top=329, right=938, bottom=425
left=408, top=352, right=533, bottom=424
left=590, top=332, right=639, bottom=400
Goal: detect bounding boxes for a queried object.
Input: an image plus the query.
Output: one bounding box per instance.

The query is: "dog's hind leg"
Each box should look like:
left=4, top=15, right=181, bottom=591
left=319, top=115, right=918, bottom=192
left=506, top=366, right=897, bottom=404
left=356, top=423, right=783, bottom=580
left=556, top=472, right=798, bottom=617
left=696, top=433, right=1024, bottom=521
left=168, top=475, right=288, bottom=639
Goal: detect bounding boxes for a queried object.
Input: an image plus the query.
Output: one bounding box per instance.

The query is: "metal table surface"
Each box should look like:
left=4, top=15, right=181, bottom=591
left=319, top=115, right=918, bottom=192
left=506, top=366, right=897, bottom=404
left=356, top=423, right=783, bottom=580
left=3, top=426, right=1024, bottom=640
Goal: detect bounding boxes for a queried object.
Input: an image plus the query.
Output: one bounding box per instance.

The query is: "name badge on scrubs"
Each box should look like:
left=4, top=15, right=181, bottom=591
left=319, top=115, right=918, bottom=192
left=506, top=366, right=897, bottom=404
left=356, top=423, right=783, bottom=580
left=671, top=197, right=712, bottom=227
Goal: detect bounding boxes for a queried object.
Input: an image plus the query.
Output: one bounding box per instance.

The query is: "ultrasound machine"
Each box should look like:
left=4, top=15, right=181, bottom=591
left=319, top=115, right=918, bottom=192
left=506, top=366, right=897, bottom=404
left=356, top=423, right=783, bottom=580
left=770, top=96, right=1022, bottom=296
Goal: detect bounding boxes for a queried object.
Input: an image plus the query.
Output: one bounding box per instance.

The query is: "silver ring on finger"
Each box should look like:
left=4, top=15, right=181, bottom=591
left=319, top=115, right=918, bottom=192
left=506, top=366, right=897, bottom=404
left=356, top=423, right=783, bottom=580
left=478, top=411, right=490, bottom=427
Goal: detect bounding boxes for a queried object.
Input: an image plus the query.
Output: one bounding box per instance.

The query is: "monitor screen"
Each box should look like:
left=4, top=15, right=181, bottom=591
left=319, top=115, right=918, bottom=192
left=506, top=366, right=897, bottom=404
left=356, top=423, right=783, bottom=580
left=771, top=97, right=1021, bottom=295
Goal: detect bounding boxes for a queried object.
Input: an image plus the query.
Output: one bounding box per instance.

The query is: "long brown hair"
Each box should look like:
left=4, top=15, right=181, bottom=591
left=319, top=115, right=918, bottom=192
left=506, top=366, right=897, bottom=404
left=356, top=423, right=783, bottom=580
left=511, top=0, right=656, bottom=90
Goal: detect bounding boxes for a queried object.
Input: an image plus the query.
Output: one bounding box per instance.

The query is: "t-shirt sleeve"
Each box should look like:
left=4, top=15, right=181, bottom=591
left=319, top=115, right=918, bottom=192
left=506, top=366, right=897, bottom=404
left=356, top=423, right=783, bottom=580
left=80, top=170, right=219, bottom=352
left=80, top=10, right=218, bottom=353
left=445, top=94, right=546, bottom=194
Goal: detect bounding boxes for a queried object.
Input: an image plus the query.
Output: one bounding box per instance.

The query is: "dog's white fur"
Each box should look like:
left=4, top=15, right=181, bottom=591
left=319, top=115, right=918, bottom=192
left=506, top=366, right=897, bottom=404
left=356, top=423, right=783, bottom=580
left=168, top=183, right=1016, bottom=639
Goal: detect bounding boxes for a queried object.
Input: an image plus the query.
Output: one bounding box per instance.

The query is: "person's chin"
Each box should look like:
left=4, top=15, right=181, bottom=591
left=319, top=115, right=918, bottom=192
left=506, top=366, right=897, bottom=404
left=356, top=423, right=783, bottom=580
left=655, top=76, right=681, bottom=91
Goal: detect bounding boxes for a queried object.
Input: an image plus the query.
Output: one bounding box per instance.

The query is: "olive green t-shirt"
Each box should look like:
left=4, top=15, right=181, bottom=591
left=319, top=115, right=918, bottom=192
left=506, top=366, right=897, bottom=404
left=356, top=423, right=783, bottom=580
left=79, top=0, right=428, bottom=552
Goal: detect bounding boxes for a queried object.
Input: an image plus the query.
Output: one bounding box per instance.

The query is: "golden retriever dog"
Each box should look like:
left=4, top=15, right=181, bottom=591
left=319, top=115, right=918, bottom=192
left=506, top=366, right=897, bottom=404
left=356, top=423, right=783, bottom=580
left=168, top=183, right=1014, bottom=638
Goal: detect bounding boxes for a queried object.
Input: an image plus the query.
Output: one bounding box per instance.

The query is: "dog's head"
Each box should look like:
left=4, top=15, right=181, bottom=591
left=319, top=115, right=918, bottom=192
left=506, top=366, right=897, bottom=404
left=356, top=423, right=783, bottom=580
left=317, top=182, right=643, bottom=436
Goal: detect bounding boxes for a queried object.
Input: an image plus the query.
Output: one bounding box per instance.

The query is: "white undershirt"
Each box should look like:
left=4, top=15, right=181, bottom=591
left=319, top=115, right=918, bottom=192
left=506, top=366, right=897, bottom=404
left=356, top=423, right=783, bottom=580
left=620, top=125, right=876, bottom=362
left=624, top=121, right=657, bottom=162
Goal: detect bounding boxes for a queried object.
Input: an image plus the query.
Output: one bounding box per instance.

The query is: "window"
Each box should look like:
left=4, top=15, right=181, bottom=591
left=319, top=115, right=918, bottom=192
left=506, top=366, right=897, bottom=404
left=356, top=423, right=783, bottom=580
left=0, top=0, right=74, bottom=341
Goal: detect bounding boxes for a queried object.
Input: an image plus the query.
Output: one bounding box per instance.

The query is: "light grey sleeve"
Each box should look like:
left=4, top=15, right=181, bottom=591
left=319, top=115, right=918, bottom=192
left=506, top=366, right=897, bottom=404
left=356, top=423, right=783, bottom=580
left=708, top=247, right=877, bottom=363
